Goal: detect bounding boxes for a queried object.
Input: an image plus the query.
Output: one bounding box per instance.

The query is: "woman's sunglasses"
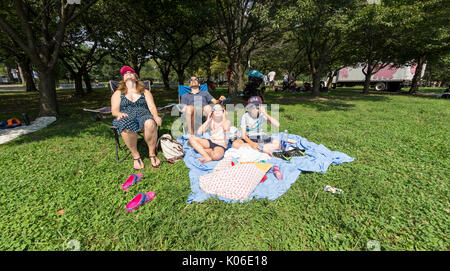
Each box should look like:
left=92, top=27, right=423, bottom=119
left=212, top=107, right=224, bottom=112
left=188, top=78, right=199, bottom=83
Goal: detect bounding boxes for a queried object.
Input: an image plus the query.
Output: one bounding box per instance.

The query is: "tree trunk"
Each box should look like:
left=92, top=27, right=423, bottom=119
left=17, top=56, right=38, bottom=92
left=37, top=69, right=59, bottom=117
left=73, top=72, right=85, bottom=96
left=83, top=69, right=92, bottom=94
left=326, top=71, right=334, bottom=89
left=229, top=70, right=239, bottom=96
left=363, top=70, right=372, bottom=94
left=6, top=66, right=15, bottom=83
left=311, top=71, right=322, bottom=97
left=17, top=61, right=25, bottom=84
left=363, top=63, right=373, bottom=94
left=409, top=56, right=426, bottom=94
left=228, top=61, right=240, bottom=96
left=155, top=61, right=171, bottom=90
left=176, top=70, right=185, bottom=86
left=238, top=63, right=245, bottom=91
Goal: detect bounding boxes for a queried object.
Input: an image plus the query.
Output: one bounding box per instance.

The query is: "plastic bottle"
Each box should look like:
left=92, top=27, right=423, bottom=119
left=281, top=129, right=288, bottom=151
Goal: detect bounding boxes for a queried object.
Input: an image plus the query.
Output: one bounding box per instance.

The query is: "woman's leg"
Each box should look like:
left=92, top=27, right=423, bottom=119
left=189, top=136, right=213, bottom=163
left=121, top=130, right=143, bottom=169
left=143, top=119, right=160, bottom=167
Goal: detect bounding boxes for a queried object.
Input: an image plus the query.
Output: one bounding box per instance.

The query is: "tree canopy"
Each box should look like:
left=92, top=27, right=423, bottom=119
left=0, top=0, right=448, bottom=115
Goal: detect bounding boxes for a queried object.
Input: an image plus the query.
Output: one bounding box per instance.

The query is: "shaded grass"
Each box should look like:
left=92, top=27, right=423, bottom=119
left=0, top=86, right=448, bottom=251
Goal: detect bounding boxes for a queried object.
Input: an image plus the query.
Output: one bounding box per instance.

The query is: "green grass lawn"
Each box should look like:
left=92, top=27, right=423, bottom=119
left=0, top=86, right=448, bottom=251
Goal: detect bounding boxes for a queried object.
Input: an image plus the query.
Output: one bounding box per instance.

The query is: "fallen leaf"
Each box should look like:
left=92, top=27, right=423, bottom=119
left=57, top=209, right=65, bottom=216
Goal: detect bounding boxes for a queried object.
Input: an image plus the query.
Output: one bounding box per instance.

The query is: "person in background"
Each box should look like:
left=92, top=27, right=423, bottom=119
left=267, top=70, right=276, bottom=90
left=282, top=72, right=289, bottom=91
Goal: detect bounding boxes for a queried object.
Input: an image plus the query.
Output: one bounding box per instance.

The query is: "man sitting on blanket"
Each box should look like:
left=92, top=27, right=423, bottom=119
left=232, top=96, right=281, bottom=156
left=181, top=75, right=227, bottom=135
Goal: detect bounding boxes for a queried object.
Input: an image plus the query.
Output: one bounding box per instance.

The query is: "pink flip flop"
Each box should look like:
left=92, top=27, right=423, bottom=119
left=260, top=175, right=268, bottom=183
left=126, top=191, right=156, bottom=212
left=122, top=173, right=143, bottom=190
left=272, top=166, right=283, bottom=180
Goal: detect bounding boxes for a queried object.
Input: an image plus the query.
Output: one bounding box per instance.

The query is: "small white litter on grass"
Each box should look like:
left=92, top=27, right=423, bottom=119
left=0, top=117, right=57, bottom=144
left=324, top=185, right=344, bottom=194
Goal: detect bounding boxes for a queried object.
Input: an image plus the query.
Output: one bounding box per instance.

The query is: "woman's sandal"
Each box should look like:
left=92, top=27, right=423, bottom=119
left=122, top=173, right=143, bottom=190
left=126, top=191, right=156, bottom=212
left=133, top=157, right=144, bottom=170
left=149, top=156, right=160, bottom=168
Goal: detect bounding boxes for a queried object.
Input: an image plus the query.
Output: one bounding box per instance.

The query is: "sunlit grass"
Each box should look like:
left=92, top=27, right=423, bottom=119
left=0, top=86, right=448, bottom=250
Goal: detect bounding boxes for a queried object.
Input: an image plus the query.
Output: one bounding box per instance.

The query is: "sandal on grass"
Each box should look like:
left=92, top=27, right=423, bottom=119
left=126, top=191, right=156, bottom=212
left=149, top=156, right=160, bottom=168
left=122, top=173, right=143, bottom=190
left=133, top=157, right=144, bottom=170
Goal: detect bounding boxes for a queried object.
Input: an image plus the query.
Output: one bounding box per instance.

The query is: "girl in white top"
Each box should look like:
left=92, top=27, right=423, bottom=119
left=189, top=104, right=231, bottom=163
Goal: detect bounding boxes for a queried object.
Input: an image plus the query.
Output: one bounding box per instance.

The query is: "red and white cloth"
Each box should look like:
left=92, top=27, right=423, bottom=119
left=199, top=157, right=266, bottom=201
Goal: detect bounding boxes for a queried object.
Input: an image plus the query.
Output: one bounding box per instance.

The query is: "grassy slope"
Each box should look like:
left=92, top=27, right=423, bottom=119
left=0, top=87, right=448, bottom=251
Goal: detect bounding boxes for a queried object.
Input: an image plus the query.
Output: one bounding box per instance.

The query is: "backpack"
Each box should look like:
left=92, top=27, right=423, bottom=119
left=157, top=134, right=184, bottom=163
left=0, top=118, right=21, bottom=129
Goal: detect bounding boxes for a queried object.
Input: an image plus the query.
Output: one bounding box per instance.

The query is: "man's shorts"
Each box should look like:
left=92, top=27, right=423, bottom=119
left=180, top=103, right=215, bottom=116
left=249, top=135, right=273, bottom=144
left=269, top=80, right=275, bottom=87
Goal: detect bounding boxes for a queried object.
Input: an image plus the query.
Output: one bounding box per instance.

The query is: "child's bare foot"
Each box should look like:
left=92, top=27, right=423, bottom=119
left=199, top=156, right=212, bottom=163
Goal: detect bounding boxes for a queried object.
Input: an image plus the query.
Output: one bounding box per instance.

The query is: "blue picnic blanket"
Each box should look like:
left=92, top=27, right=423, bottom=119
left=177, top=133, right=355, bottom=203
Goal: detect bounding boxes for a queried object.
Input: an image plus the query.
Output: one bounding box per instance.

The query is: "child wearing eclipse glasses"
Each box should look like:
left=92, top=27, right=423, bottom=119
left=188, top=104, right=231, bottom=163
left=232, top=96, right=281, bottom=156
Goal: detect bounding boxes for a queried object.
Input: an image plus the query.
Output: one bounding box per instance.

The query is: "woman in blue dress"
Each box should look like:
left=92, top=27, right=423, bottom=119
left=111, top=66, right=162, bottom=169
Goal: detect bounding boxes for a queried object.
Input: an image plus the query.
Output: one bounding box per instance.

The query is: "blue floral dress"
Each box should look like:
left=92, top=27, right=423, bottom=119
left=112, top=93, right=154, bottom=134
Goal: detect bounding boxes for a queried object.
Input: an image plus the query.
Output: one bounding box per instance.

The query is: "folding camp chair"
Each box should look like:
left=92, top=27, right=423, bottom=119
left=83, top=80, right=175, bottom=163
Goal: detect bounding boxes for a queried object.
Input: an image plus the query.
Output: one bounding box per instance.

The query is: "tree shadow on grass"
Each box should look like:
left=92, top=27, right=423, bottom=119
left=264, top=89, right=391, bottom=112
left=0, top=87, right=182, bottom=149
left=0, top=87, right=402, bottom=147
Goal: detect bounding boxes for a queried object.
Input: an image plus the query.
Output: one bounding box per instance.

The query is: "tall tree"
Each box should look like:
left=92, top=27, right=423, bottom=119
left=0, top=0, right=98, bottom=116
left=278, top=0, right=355, bottom=96
left=0, top=29, right=38, bottom=92
left=387, top=0, right=450, bottom=93
left=142, top=0, right=218, bottom=86
left=341, top=0, right=395, bottom=93
left=104, top=1, right=154, bottom=78
left=60, top=3, right=115, bottom=95
left=213, top=0, right=278, bottom=96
